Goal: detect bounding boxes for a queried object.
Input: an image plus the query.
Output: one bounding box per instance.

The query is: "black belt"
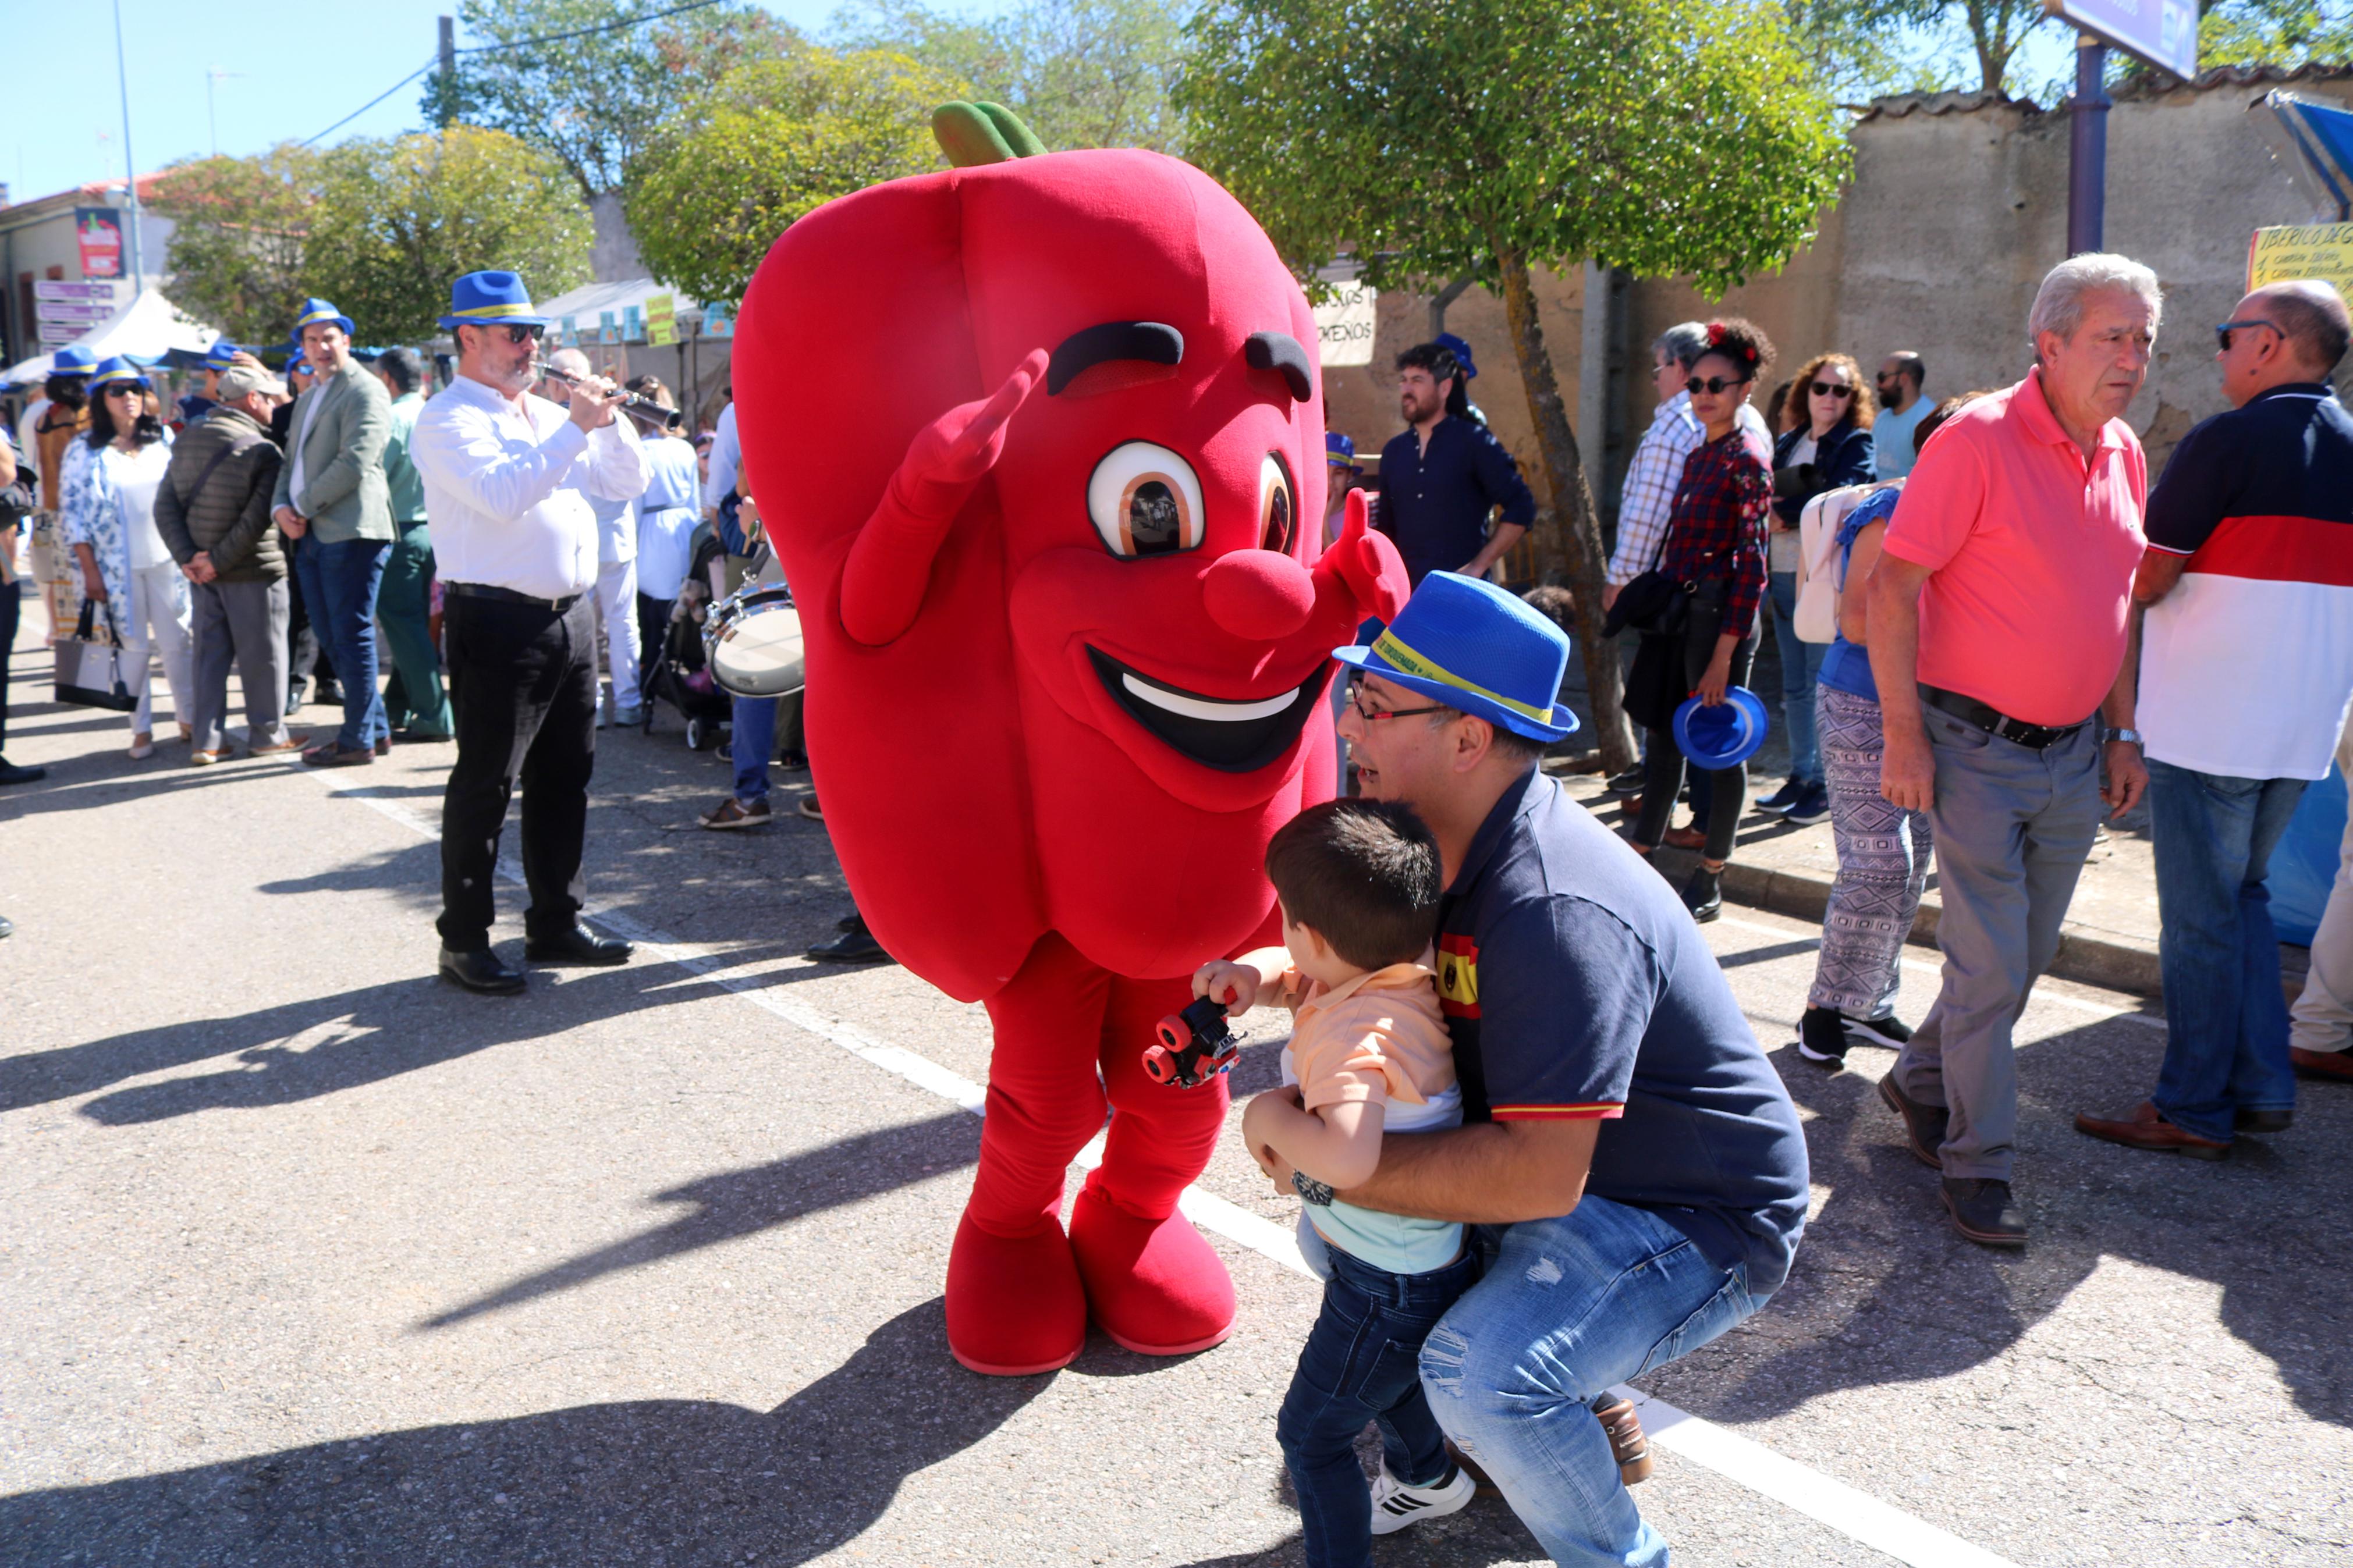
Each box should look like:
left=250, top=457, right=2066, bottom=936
left=1919, top=684, right=2088, bottom=751
left=445, top=581, right=581, bottom=613
left=395, top=517, right=428, bottom=532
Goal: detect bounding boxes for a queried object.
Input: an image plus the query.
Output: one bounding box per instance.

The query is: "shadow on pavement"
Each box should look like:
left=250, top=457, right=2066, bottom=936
left=0, top=1300, right=1051, bottom=1567
left=422, top=1112, right=981, bottom=1329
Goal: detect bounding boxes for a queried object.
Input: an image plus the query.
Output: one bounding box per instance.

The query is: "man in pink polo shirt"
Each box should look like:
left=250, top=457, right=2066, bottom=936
left=1865, top=254, right=2158, bottom=1247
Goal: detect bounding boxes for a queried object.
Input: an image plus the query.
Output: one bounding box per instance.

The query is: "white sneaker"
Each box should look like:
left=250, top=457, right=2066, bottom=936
left=1368, top=1463, right=1474, bottom=1535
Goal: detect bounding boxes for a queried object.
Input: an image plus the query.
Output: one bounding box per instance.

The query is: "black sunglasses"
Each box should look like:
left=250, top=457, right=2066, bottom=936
left=1811, top=381, right=1855, bottom=399
left=1685, top=375, right=1749, bottom=396
left=503, top=323, right=546, bottom=343
left=2215, top=318, right=2281, bottom=353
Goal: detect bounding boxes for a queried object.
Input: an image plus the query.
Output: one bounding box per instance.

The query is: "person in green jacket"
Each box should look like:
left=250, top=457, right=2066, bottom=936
left=372, top=347, right=452, bottom=741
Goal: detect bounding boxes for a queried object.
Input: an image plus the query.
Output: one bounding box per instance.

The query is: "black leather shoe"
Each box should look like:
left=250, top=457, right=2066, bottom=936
left=2235, top=1107, right=2293, bottom=1133
left=0, top=759, right=46, bottom=786
left=1680, top=866, right=1723, bottom=923
left=1940, top=1178, right=2027, bottom=1247
left=1879, top=1073, right=1949, bottom=1169
left=524, top=924, right=634, bottom=966
left=807, top=917, right=891, bottom=965
left=439, top=945, right=526, bottom=995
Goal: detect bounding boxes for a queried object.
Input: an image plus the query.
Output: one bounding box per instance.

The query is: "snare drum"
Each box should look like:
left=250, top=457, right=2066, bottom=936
left=703, top=583, right=807, bottom=698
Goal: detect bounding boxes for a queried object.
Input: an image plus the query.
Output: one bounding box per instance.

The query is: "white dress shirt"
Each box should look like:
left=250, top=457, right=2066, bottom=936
left=703, top=400, right=740, bottom=514
left=412, top=374, right=650, bottom=600
left=636, top=434, right=706, bottom=600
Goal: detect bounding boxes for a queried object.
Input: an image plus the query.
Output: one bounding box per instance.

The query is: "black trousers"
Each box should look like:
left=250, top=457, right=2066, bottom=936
left=1632, top=614, right=1758, bottom=865
left=0, top=578, right=17, bottom=753
left=436, top=591, right=598, bottom=951
left=636, top=592, right=674, bottom=676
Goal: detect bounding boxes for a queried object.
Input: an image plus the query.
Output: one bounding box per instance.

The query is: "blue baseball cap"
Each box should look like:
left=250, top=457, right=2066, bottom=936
left=438, top=270, right=553, bottom=332
left=294, top=297, right=356, bottom=337
left=88, top=354, right=151, bottom=393
left=50, top=344, right=96, bottom=376
left=1332, top=571, right=1575, bottom=742
left=1325, top=431, right=1357, bottom=467
left=1434, top=332, right=1478, bottom=380
left=203, top=339, right=244, bottom=371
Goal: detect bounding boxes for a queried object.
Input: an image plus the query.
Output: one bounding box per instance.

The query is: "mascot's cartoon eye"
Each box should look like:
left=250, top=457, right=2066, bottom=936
left=1087, top=442, right=1205, bottom=559
left=1258, top=453, right=1296, bottom=554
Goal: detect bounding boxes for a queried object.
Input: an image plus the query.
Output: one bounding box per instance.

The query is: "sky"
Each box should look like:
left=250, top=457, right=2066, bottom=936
left=6, top=0, right=1010, bottom=207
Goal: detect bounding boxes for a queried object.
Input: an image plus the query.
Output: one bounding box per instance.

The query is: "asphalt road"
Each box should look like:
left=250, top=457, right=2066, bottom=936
left=2, top=656, right=2349, bottom=1567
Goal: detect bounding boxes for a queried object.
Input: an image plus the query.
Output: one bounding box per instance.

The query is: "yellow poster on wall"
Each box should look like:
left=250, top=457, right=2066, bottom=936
left=2246, top=224, right=2353, bottom=292
left=645, top=293, right=677, bottom=347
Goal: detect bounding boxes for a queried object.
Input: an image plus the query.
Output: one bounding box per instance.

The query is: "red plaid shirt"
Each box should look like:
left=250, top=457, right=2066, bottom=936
left=1661, top=429, right=1771, bottom=637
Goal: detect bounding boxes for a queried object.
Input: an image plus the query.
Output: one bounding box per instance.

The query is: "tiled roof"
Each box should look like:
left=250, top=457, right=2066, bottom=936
left=1857, top=61, right=2353, bottom=122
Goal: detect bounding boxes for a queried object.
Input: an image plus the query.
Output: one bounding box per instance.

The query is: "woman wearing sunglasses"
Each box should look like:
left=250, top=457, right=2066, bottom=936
left=1763, top=354, right=1877, bottom=826
left=1627, top=319, right=1776, bottom=920
left=59, top=357, right=193, bottom=759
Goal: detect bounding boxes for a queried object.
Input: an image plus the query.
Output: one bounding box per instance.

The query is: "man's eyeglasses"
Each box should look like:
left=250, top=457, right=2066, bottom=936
left=502, top=323, right=546, bottom=343
left=1347, top=677, right=1447, bottom=724
left=1810, top=381, right=1856, bottom=400
left=1685, top=375, right=1749, bottom=396
left=2215, top=318, right=2281, bottom=353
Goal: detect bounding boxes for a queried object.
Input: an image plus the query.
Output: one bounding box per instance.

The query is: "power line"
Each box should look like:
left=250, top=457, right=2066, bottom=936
left=301, top=56, right=441, bottom=148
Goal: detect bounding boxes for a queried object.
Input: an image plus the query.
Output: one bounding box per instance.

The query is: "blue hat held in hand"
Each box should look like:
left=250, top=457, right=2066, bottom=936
left=438, top=271, right=554, bottom=332
left=1332, top=571, right=1576, bottom=743
left=1673, top=688, right=1770, bottom=770
left=294, top=297, right=355, bottom=337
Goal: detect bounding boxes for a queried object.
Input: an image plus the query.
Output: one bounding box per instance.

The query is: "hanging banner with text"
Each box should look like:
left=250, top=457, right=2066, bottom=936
left=645, top=293, right=676, bottom=347
left=2041, top=0, right=2196, bottom=80
left=2246, top=222, right=2353, bottom=293
left=1313, top=283, right=1378, bottom=368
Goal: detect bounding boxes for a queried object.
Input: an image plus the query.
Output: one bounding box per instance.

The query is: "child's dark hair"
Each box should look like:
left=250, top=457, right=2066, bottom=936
left=1264, top=799, right=1443, bottom=971
left=1694, top=317, right=1776, bottom=384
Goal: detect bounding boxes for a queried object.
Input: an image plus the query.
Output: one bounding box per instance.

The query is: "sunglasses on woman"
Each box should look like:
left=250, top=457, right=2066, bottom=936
left=1811, top=381, right=1855, bottom=399
left=1685, top=375, right=1749, bottom=396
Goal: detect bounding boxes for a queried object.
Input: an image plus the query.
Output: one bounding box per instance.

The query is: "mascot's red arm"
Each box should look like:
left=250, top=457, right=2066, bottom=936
left=1318, top=487, right=1408, bottom=627
left=840, top=347, right=1051, bottom=647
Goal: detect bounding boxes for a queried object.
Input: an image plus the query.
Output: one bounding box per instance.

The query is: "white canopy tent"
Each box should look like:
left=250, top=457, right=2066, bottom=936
left=1, top=287, right=221, bottom=387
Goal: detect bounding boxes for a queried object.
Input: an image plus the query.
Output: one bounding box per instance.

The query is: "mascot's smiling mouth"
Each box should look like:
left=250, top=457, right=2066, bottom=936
left=1087, top=648, right=1330, bottom=774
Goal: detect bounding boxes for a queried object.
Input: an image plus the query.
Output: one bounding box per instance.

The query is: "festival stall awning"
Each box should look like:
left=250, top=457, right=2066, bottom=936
left=1, top=287, right=221, bottom=387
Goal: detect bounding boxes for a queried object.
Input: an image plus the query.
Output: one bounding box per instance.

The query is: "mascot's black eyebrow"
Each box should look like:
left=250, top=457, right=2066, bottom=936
left=1047, top=321, right=1184, bottom=395
left=1244, top=331, right=1313, bottom=402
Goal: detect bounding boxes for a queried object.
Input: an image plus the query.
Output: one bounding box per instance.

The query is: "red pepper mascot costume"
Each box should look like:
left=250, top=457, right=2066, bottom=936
left=733, top=104, right=1407, bottom=1375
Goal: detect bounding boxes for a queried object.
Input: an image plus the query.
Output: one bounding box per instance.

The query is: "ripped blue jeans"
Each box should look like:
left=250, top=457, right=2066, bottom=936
left=1419, top=1196, right=1766, bottom=1567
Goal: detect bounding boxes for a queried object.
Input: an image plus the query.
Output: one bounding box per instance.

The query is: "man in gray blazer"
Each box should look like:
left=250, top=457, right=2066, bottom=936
left=272, top=297, right=393, bottom=766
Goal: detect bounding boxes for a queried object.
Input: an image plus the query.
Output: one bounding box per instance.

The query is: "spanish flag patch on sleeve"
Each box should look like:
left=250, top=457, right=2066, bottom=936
left=1436, top=933, right=1479, bottom=1018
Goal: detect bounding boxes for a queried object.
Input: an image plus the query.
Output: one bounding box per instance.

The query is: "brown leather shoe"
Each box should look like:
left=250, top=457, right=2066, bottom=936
left=302, top=744, right=377, bottom=769
left=2291, top=1046, right=2353, bottom=1083
left=1662, top=823, right=1708, bottom=851
left=2073, top=1100, right=2229, bottom=1160
left=1592, top=1395, right=1653, bottom=1485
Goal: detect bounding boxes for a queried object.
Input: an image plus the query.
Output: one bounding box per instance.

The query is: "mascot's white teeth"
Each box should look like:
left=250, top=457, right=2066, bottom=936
left=1119, top=675, right=1297, bottom=724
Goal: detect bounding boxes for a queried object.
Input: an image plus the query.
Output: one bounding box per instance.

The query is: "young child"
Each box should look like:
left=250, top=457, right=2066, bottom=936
left=1190, top=799, right=1476, bottom=1566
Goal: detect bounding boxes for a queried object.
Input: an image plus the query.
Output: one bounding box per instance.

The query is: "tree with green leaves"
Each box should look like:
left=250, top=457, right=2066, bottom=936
left=303, top=127, right=591, bottom=343
left=832, top=0, right=1189, bottom=151
left=1180, top=0, right=1850, bottom=768
left=624, top=47, right=963, bottom=308
left=426, top=0, right=801, bottom=202
left=149, top=144, right=326, bottom=345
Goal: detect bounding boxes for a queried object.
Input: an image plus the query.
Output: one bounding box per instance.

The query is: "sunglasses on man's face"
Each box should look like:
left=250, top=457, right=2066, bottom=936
left=502, top=323, right=546, bottom=343
left=1811, top=381, right=1855, bottom=400
left=1685, top=375, right=1749, bottom=396
left=2214, top=319, right=2281, bottom=353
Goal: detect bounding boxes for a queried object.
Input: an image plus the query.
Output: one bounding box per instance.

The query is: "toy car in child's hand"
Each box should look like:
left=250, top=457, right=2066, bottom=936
left=1144, top=995, right=1241, bottom=1089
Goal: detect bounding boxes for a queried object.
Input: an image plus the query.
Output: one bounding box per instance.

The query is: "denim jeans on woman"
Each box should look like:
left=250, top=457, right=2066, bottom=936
left=1418, top=1196, right=1764, bottom=1568
left=293, top=535, right=391, bottom=752
left=1767, top=571, right=1827, bottom=787
left=2146, top=758, right=2305, bottom=1142
left=1809, top=683, right=1932, bottom=1019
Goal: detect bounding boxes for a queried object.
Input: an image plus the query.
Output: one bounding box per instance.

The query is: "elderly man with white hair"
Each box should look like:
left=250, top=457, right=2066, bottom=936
left=1865, top=253, right=2159, bottom=1247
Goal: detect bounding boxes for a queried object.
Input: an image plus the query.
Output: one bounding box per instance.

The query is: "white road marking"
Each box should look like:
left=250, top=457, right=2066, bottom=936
left=319, top=778, right=2022, bottom=1568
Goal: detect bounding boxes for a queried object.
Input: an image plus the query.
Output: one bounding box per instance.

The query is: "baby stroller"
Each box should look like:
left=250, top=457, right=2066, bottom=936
left=642, top=568, right=733, bottom=749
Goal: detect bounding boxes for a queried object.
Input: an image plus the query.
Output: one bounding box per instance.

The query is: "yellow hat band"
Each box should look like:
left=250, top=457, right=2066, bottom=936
left=1371, top=628, right=1555, bottom=724
left=450, top=301, right=538, bottom=318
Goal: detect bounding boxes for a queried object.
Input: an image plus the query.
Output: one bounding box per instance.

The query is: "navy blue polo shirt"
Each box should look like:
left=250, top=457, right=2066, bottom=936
left=1435, top=769, right=1810, bottom=1292
left=1376, top=416, right=1537, bottom=585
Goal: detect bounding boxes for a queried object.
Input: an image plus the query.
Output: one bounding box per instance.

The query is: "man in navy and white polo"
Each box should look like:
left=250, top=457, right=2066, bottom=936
left=2077, top=278, right=2353, bottom=1158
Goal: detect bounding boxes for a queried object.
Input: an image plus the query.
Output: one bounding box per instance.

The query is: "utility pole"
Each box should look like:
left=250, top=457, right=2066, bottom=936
left=110, top=0, right=144, bottom=292
left=439, top=16, right=459, bottom=130
left=2067, top=34, right=2110, bottom=255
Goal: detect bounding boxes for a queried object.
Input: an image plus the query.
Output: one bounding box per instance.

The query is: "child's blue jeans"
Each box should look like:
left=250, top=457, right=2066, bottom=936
left=1276, top=1239, right=1478, bottom=1568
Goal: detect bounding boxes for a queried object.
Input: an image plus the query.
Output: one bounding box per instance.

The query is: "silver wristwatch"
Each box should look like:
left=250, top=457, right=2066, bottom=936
left=2099, top=726, right=2143, bottom=746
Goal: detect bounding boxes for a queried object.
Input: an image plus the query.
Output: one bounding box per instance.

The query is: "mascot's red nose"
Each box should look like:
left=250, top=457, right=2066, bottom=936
left=1202, top=549, right=1316, bottom=641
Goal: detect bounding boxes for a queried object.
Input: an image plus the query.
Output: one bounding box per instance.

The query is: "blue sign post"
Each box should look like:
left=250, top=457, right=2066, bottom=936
left=2042, top=0, right=2199, bottom=254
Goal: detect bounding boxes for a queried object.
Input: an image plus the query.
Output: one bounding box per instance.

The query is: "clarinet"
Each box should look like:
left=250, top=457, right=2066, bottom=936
left=535, top=361, right=680, bottom=422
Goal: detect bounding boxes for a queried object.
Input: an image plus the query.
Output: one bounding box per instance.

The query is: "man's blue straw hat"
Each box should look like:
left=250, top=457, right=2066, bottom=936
left=438, top=271, right=553, bottom=332
left=87, top=355, right=151, bottom=392
left=293, top=297, right=355, bottom=337
left=51, top=345, right=97, bottom=376
left=1332, top=571, right=1576, bottom=743
left=203, top=339, right=243, bottom=372
left=1673, top=688, right=1770, bottom=770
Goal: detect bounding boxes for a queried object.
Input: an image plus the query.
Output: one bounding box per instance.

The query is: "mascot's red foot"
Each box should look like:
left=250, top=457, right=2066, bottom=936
left=1069, top=1184, right=1236, bottom=1357
left=946, top=1212, right=1087, bottom=1376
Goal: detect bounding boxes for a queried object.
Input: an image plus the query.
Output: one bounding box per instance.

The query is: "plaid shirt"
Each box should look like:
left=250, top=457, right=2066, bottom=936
left=1660, top=429, right=1771, bottom=637
left=1607, top=393, right=1703, bottom=586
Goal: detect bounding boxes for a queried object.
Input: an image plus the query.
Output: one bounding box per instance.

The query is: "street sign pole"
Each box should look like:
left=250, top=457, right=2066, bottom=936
left=2068, top=34, right=2111, bottom=254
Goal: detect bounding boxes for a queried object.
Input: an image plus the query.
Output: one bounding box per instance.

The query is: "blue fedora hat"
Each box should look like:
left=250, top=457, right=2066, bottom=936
left=203, top=338, right=243, bottom=371
left=438, top=270, right=554, bottom=332
left=1673, top=687, right=1770, bottom=771
left=1332, top=571, right=1576, bottom=742
left=87, top=354, right=151, bottom=392
left=50, top=344, right=97, bottom=376
left=293, top=297, right=355, bottom=337
left=1325, top=431, right=1357, bottom=467
left=1434, top=331, right=1479, bottom=380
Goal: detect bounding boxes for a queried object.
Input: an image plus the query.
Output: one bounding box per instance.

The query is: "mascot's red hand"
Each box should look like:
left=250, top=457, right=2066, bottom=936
left=1316, top=486, right=1408, bottom=625
left=842, top=347, right=1049, bottom=646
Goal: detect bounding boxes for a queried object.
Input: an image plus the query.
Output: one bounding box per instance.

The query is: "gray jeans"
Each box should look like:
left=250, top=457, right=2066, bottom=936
left=189, top=578, right=290, bottom=753
left=1892, top=705, right=2102, bottom=1180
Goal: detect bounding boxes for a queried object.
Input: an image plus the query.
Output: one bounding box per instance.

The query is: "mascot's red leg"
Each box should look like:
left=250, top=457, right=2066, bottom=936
left=953, top=932, right=1111, bottom=1376
left=1069, top=970, right=1237, bottom=1357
